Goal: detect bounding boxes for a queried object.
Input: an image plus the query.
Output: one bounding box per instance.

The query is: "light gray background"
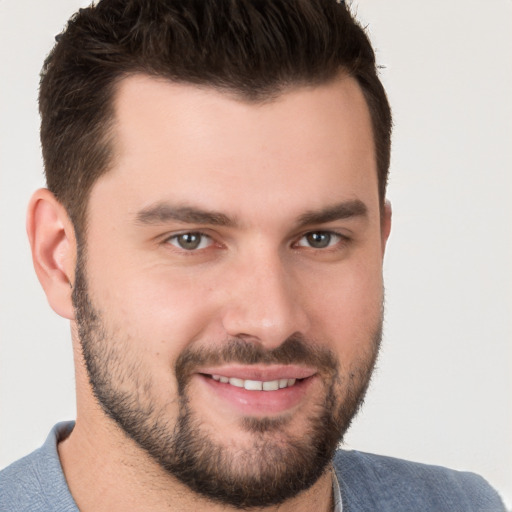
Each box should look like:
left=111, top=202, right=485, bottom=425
left=1, top=0, right=511, bottom=507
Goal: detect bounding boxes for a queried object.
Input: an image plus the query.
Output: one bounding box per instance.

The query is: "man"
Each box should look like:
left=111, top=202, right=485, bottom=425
left=0, top=0, right=506, bottom=511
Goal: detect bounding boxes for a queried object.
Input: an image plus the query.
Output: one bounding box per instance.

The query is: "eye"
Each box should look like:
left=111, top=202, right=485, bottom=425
left=296, top=231, right=343, bottom=249
left=167, top=232, right=213, bottom=251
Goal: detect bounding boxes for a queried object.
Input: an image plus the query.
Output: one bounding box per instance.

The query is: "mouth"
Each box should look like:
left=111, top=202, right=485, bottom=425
left=195, top=365, right=317, bottom=416
left=206, top=374, right=300, bottom=391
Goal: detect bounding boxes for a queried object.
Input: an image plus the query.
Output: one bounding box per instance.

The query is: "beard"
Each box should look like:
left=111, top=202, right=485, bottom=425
left=72, top=254, right=382, bottom=509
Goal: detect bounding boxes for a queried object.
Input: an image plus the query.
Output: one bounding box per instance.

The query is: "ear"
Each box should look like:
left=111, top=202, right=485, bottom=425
left=380, top=200, right=392, bottom=256
left=27, top=189, right=77, bottom=319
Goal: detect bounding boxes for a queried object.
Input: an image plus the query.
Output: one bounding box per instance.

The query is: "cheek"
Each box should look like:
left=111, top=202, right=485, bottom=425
left=87, top=258, right=222, bottom=360
left=304, top=260, right=384, bottom=355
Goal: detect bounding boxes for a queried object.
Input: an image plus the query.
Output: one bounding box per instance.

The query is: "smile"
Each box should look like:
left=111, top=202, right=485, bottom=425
left=197, top=367, right=317, bottom=415
left=210, top=374, right=297, bottom=391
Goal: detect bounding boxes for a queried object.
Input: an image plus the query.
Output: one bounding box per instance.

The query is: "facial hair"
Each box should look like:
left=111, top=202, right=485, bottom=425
left=72, top=255, right=382, bottom=509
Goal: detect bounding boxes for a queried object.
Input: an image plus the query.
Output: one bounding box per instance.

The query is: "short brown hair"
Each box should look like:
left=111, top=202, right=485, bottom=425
left=39, top=0, right=392, bottom=235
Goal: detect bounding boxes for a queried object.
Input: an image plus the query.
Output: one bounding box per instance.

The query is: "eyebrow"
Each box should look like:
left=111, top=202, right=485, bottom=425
left=134, top=198, right=368, bottom=229
left=296, top=199, right=368, bottom=227
left=135, top=203, right=236, bottom=227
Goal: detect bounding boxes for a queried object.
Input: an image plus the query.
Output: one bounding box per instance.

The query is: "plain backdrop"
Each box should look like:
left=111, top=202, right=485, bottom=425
left=1, top=0, right=511, bottom=507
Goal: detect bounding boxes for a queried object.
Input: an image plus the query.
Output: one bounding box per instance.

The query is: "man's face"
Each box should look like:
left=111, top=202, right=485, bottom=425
left=73, top=75, right=389, bottom=508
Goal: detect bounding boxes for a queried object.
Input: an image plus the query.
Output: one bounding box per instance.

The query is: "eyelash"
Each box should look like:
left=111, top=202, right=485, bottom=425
left=164, top=230, right=349, bottom=253
left=165, top=232, right=215, bottom=251
left=294, top=231, right=346, bottom=250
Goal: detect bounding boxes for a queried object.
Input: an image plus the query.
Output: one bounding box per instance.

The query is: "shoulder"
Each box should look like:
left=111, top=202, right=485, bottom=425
left=0, top=422, right=78, bottom=512
left=332, top=449, right=506, bottom=512
left=1, top=446, right=50, bottom=511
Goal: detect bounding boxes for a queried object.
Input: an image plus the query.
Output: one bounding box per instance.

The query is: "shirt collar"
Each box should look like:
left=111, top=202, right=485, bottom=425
left=332, top=466, right=343, bottom=512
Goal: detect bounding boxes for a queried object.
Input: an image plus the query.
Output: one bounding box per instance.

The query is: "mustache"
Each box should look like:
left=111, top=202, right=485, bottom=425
left=175, top=334, right=339, bottom=389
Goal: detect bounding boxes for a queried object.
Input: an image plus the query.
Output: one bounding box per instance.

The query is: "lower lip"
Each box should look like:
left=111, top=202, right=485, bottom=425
left=197, top=374, right=315, bottom=416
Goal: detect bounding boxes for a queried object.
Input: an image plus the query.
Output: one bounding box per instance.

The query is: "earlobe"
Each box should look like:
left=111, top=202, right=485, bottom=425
left=27, top=188, right=77, bottom=319
left=381, top=200, right=392, bottom=256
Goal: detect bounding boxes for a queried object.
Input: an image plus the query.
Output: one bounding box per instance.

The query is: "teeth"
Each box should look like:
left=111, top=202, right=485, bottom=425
left=211, top=375, right=299, bottom=391
left=244, top=379, right=263, bottom=391
left=262, top=380, right=279, bottom=391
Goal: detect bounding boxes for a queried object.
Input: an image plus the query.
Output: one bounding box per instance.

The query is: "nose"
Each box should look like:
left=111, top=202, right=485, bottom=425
left=220, top=251, right=310, bottom=350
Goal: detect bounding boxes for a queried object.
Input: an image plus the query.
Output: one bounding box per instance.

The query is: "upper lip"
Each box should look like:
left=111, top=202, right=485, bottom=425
left=196, top=364, right=317, bottom=381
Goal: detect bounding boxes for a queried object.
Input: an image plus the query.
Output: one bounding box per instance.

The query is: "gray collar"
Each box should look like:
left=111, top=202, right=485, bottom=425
left=332, top=466, right=343, bottom=512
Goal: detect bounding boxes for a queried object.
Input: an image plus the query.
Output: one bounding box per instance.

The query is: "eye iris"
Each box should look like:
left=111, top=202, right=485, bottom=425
left=306, top=232, right=331, bottom=248
left=178, top=233, right=202, bottom=250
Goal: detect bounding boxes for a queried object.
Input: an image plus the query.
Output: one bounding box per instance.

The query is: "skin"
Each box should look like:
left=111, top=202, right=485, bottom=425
left=27, top=74, right=391, bottom=512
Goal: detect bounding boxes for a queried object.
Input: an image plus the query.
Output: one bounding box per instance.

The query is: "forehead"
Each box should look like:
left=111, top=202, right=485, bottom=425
left=95, top=74, right=378, bottom=221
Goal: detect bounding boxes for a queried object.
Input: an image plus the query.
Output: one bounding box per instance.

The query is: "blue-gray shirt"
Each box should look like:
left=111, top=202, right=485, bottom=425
left=0, top=422, right=506, bottom=511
